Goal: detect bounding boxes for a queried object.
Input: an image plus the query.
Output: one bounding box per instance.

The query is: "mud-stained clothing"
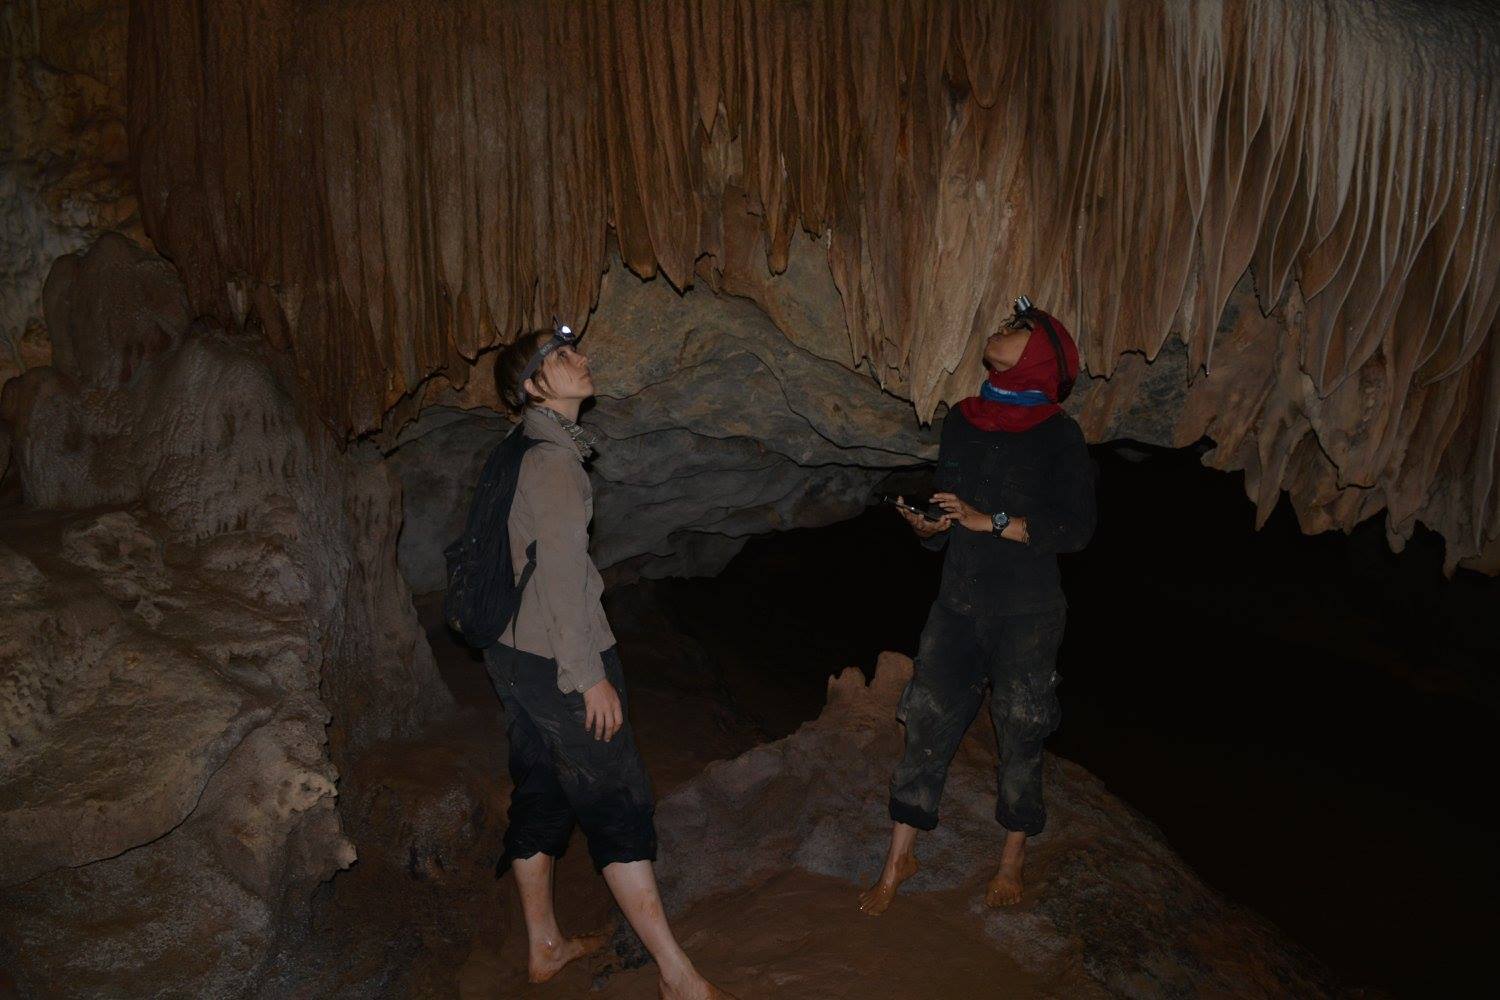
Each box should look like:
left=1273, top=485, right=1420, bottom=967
left=890, top=603, right=1065, bottom=835
left=485, top=643, right=657, bottom=873
left=924, top=410, right=1095, bottom=615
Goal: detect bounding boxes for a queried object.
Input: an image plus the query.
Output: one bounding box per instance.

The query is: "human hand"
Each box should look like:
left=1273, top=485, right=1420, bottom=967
left=582, top=678, right=623, bottom=741
left=932, top=492, right=991, bottom=533
left=895, top=496, right=952, bottom=538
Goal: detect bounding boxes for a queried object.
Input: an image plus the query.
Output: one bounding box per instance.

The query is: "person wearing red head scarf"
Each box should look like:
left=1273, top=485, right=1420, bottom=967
left=860, top=305, right=1097, bottom=918
left=957, top=310, right=1081, bottom=433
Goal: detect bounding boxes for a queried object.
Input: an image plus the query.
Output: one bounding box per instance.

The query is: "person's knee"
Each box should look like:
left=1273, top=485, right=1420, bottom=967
left=995, top=671, right=1060, bottom=740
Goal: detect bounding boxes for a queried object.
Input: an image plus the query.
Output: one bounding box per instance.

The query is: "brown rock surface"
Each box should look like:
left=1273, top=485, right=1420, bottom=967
left=1, top=0, right=138, bottom=384
left=388, top=256, right=936, bottom=589
left=642, top=653, right=1332, bottom=998
left=0, top=506, right=352, bottom=996
left=1, top=235, right=448, bottom=750
left=0, top=236, right=448, bottom=995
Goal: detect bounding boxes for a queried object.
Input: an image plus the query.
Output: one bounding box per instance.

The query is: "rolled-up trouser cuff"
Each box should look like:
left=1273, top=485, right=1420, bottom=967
left=995, top=805, right=1045, bottom=837
left=589, top=840, right=658, bottom=872
left=889, top=796, right=939, bottom=831
left=498, top=807, right=574, bottom=874
left=496, top=841, right=568, bottom=878
left=583, top=803, right=658, bottom=872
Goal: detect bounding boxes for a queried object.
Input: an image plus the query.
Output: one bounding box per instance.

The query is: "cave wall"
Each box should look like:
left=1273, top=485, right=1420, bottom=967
left=0, top=0, right=138, bottom=386
left=124, top=0, right=1500, bottom=569
left=391, top=240, right=936, bottom=588
left=0, top=235, right=449, bottom=995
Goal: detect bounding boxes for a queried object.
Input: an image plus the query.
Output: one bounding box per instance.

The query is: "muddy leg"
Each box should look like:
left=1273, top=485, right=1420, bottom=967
left=512, top=853, right=607, bottom=982
left=984, top=831, right=1027, bottom=907
left=858, top=822, right=921, bottom=916
left=872, top=604, right=986, bottom=914
left=601, top=861, right=738, bottom=1000
left=982, top=610, right=1065, bottom=908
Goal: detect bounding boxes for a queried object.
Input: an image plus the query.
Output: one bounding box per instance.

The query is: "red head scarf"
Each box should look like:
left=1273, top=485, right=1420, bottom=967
left=956, top=313, right=1080, bottom=433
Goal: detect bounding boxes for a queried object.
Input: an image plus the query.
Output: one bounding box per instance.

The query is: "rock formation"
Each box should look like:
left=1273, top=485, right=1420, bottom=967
left=0, top=235, right=448, bottom=996
left=390, top=250, right=936, bottom=588
left=651, top=652, right=1332, bottom=997
left=0, top=0, right=138, bottom=385
left=126, top=0, right=1500, bottom=568
left=1, top=4, right=1490, bottom=994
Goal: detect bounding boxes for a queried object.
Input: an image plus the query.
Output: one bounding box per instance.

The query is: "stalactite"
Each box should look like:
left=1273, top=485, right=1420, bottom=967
left=127, top=0, right=1500, bottom=564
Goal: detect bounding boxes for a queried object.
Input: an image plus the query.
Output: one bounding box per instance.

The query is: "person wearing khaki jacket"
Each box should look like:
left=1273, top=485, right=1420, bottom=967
left=481, top=327, right=735, bottom=1000
left=500, top=402, right=617, bottom=695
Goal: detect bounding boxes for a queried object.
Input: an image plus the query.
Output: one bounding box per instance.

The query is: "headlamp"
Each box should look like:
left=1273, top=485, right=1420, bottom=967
left=517, top=321, right=579, bottom=392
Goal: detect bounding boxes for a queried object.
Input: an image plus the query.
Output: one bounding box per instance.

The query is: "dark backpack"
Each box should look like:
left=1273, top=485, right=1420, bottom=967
left=443, top=427, right=541, bottom=648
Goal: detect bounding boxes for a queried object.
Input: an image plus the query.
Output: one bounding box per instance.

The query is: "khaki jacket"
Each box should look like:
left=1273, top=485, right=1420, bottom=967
left=500, top=406, right=615, bottom=692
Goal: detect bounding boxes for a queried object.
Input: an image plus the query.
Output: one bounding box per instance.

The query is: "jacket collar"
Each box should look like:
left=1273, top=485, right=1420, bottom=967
left=522, top=405, right=596, bottom=461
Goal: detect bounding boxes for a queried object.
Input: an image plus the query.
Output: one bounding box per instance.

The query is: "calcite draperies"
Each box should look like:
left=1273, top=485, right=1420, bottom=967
left=128, top=0, right=1499, bottom=562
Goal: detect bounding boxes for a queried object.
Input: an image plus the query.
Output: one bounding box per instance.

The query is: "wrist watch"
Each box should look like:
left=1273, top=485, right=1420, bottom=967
left=990, top=510, right=1011, bottom=533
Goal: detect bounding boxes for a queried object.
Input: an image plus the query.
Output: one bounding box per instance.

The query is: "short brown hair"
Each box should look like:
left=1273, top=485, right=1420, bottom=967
left=494, top=330, right=555, bottom=415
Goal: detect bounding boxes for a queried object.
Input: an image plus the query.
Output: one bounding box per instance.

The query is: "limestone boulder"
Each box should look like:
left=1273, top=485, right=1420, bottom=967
left=388, top=259, right=936, bottom=590
left=3, top=236, right=448, bottom=748
left=586, top=259, right=933, bottom=468
left=651, top=653, right=1332, bottom=997
left=0, top=236, right=448, bottom=996
left=0, top=506, right=353, bottom=996
left=1, top=0, right=137, bottom=385
left=386, top=407, right=510, bottom=595
left=42, top=231, right=188, bottom=389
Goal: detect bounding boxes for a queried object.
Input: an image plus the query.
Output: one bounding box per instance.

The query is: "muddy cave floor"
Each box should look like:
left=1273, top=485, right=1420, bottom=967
left=287, top=588, right=1071, bottom=1000
left=289, top=444, right=1499, bottom=998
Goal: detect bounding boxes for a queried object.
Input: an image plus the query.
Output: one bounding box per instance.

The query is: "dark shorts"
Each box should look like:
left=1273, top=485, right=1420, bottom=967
left=483, top=644, right=657, bottom=873
left=889, top=602, right=1065, bottom=836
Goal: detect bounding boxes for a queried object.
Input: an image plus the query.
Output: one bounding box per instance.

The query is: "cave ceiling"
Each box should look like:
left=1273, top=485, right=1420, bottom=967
left=120, top=0, right=1500, bottom=567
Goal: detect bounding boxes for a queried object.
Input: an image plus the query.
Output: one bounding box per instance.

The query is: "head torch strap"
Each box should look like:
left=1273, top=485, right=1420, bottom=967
left=517, top=323, right=576, bottom=391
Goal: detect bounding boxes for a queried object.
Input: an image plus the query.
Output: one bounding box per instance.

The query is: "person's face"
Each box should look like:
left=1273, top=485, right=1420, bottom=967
left=983, top=329, right=1031, bottom=372
left=536, top=343, right=594, bottom=401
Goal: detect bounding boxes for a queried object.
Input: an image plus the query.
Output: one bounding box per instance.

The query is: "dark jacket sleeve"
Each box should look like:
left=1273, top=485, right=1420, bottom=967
left=1022, top=420, right=1097, bottom=555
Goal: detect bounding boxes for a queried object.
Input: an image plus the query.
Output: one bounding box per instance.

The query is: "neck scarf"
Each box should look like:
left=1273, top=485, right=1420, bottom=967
left=538, top=405, right=598, bottom=462
left=956, top=314, right=1080, bottom=433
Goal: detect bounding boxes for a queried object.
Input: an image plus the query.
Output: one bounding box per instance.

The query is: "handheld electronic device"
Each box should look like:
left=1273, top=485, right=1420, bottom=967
left=877, top=493, right=945, bottom=522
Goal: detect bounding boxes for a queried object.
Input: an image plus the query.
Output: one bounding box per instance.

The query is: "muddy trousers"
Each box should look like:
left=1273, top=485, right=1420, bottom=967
left=889, top=602, right=1066, bottom=836
left=483, top=644, right=657, bottom=874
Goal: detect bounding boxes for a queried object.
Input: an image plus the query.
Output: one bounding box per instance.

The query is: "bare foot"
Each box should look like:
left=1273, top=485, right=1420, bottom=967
left=985, top=832, right=1026, bottom=908
left=658, top=973, right=739, bottom=999
left=858, top=852, right=919, bottom=916
left=527, top=933, right=606, bottom=983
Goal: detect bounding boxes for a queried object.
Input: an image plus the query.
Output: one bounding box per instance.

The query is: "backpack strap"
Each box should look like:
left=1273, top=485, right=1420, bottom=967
left=505, top=539, right=539, bottom=642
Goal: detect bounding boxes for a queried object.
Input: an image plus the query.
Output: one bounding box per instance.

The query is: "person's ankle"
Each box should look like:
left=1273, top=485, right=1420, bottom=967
left=528, top=930, right=565, bottom=959
left=659, top=958, right=700, bottom=990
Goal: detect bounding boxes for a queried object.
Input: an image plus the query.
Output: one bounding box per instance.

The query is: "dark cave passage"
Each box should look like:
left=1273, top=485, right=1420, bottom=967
left=632, top=440, right=1500, bottom=997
